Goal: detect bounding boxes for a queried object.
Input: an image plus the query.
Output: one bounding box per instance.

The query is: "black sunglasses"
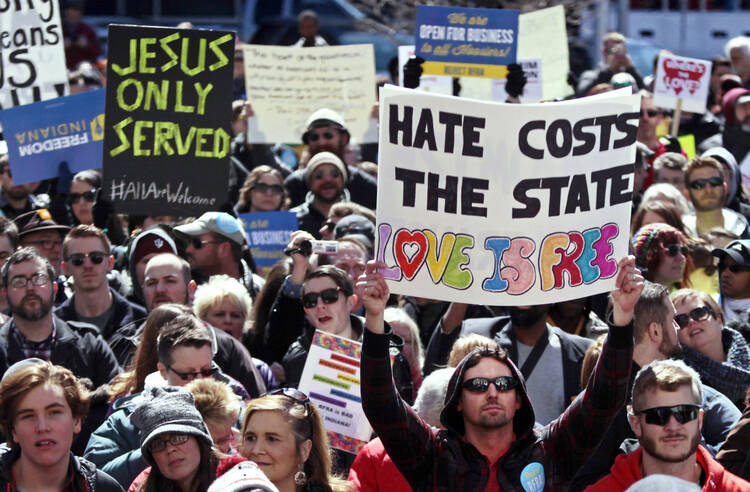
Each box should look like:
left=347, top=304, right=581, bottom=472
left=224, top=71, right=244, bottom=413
left=674, top=306, right=714, bottom=329
left=635, top=404, right=700, bottom=426
left=640, top=108, right=659, bottom=118
left=665, top=244, right=688, bottom=257
left=689, top=176, right=723, bottom=190
left=307, top=131, right=336, bottom=142
left=302, top=287, right=341, bottom=308
left=190, top=237, right=225, bottom=249
left=166, top=363, right=217, bottom=381
left=462, top=376, right=519, bottom=393
left=66, top=251, right=108, bottom=267
left=252, top=183, right=284, bottom=194
left=718, top=262, right=750, bottom=273
left=270, top=387, right=312, bottom=415
left=313, top=168, right=342, bottom=180
left=67, top=189, right=97, bottom=204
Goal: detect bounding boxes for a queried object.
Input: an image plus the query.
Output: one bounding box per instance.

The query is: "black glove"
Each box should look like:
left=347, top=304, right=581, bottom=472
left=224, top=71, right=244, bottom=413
left=403, top=56, right=425, bottom=89
left=505, top=63, right=527, bottom=98
left=659, top=135, right=682, bottom=154
left=57, top=161, right=73, bottom=194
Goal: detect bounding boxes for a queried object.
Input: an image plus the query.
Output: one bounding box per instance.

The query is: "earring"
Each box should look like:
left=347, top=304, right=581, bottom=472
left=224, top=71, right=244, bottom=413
left=294, top=463, right=307, bottom=486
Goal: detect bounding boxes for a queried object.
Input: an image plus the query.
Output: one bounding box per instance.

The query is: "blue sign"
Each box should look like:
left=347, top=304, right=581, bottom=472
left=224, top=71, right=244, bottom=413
left=0, top=89, right=105, bottom=185
left=241, top=211, right=299, bottom=274
left=415, top=5, right=518, bottom=79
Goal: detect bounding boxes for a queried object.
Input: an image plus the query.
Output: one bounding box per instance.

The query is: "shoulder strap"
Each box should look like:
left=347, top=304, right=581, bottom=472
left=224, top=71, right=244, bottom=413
left=519, top=328, right=550, bottom=381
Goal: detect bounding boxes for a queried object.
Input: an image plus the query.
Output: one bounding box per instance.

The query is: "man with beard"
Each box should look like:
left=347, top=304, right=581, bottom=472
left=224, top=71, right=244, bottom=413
left=0, top=156, right=48, bottom=220
left=0, top=248, right=120, bottom=388
left=290, top=152, right=350, bottom=239
left=283, top=109, right=377, bottom=209
left=683, top=157, right=750, bottom=238
left=585, top=359, right=749, bottom=491
left=571, top=281, right=741, bottom=490
left=425, top=300, right=593, bottom=426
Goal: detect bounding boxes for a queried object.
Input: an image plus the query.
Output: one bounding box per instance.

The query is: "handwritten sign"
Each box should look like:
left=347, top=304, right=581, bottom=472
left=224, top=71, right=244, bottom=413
left=517, top=5, right=572, bottom=101
left=102, top=25, right=234, bottom=215
left=375, top=85, right=640, bottom=305
left=415, top=5, right=518, bottom=79
left=240, top=211, right=298, bottom=276
left=298, top=331, right=371, bottom=454
left=0, top=0, right=68, bottom=110
left=243, top=44, right=376, bottom=144
left=0, top=89, right=105, bottom=184
left=653, top=53, right=711, bottom=114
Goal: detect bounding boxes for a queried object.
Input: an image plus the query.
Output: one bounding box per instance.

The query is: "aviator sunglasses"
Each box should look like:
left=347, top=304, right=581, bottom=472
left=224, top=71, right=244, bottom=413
left=302, top=287, right=341, bottom=308
left=252, top=182, right=284, bottom=194
left=66, top=251, right=108, bottom=267
left=674, top=306, right=713, bottom=329
left=462, top=376, right=519, bottom=393
left=635, top=404, right=700, bottom=426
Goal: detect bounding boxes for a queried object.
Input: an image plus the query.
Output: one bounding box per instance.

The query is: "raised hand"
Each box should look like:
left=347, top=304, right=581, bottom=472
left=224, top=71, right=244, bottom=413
left=611, top=255, right=644, bottom=326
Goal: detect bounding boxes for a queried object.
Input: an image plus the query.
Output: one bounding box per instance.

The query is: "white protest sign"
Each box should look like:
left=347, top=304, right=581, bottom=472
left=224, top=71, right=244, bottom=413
left=653, top=53, right=711, bottom=114
left=0, top=0, right=69, bottom=110
left=375, top=85, right=640, bottom=305
left=243, top=44, right=376, bottom=144
left=397, top=45, right=453, bottom=95
left=491, top=58, right=543, bottom=102
left=298, top=330, right=371, bottom=454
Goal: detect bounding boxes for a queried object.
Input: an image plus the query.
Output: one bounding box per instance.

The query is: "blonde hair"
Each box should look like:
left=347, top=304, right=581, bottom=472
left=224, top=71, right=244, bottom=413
left=193, top=275, right=253, bottom=334
left=448, top=334, right=500, bottom=368
left=384, top=307, right=424, bottom=372
left=186, top=379, right=241, bottom=427
left=631, top=359, right=703, bottom=412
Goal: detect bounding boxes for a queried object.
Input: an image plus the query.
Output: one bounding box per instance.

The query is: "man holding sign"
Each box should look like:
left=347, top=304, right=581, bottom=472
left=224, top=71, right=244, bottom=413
left=357, top=257, right=641, bottom=491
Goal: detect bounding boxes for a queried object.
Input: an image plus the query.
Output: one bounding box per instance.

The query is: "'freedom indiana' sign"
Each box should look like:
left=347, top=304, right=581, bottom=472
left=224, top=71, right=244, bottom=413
left=103, top=25, right=234, bottom=215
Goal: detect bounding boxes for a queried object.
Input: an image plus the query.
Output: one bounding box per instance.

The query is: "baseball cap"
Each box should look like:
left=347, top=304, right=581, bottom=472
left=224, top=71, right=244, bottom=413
left=174, top=212, right=246, bottom=246
left=712, top=239, right=750, bottom=267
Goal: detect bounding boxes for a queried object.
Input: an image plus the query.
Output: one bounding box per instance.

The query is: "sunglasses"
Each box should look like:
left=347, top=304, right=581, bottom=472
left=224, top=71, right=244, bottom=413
left=689, top=176, right=723, bottom=190
left=166, top=363, right=216, bottom=381
left=313, top=168, right=342, bottom=181
left=674, top=306, right=713, bottom=329
left=307, top=131, right=336, bottom=142
left=302, top=287, right=341, bottom=308
left=462, top=376, right=519, bottom=393
left=66, top=251, right=108, bottom=267
left=67, top=189, right=97, bottom=204
left=270, top=387, right=312, bottom=415
left=252, top=182, right=284, bottom=194
left=718, top=262, right=750, bottom=273
left=664, top=244, right=688, bottom=257
left=635, top=404, right=700, bottom=426
left=149, top=433, right=190, bottom=453
left=640, top=109, right=659, bottom=118
left=190, top=238, right=225, bottom=249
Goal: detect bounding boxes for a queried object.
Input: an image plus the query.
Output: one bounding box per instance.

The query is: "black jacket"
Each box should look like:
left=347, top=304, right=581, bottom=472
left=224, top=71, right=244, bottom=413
left=0, top=316, right=121, bottom=388
left=284, top=164, right=377, bottom=210
left=425, top=315, right=592, bottom=405
left=54, top=288, right=147, bottom=342
left=0, top=445, right=124, bottom=492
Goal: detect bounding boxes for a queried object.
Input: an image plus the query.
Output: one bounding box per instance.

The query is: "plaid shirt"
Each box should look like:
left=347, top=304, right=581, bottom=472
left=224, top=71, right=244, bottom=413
left=361, top=320, right=634, bottom=492
left=11, top=320, right=56, bottom=361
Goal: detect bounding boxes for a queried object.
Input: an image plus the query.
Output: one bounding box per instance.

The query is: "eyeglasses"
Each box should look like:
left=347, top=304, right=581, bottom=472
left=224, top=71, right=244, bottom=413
left=462, top=376, right=519, bottom=393
left=270, top=387, right=312, bottom=415
left=67, top=190, right=97, bottom=204
left=689, top=176, right=723, bottom=190
left=718, top=262, right=750, bottom=273
left=313, top=168, right=342, bottom=181
left=635, top=404, right=700, bottom=426
left=148, top=433, right=190, bottom=453
left=306, top=131, right=336, bottom=142
left=252, top=183, right=284, bottom=194
left=664, top=244, right=688, bottom=257
left=66, top=251, right=108, bottom=267
left=165, top=363, right=216, bottom=381
left=302, top=287, right=341, bottom=308
left=641, top=109, right=659, bottom=118
left=674, top=306, right=713, bottom=329
left=24, top=239, right=62, bottom=250
left=9, top=273, right=50, bottom=289
left=190, top=238, right=225, bottom=250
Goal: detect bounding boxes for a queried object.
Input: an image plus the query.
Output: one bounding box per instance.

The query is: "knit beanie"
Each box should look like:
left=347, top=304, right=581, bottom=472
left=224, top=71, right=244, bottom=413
left=208, top=457, right=279, bottom=492
left=131, top=386, right=213, bottom=465
left=305, top=151, right=347, bottom=186
left=631, top=223, right=681, bottom=267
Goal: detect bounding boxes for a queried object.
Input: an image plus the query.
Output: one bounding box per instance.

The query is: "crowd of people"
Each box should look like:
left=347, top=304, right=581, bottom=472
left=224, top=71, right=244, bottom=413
left=2, top=2, right=750, bottom=491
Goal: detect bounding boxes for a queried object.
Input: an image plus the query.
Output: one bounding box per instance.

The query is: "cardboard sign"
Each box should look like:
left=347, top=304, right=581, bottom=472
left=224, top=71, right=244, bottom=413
left=653, top=53, right=711, bottom=114
left=375, top=86, right=640, bottom=305
left=240, top=211, right=298, bottom=276
left=0, top=89, right=105, bottom=184
left=415, top=5, right=518, bottom=79
left=243, top=44, right=376, bottom=144
left=298, top=331, right=371, bottom=454
left=517, top=5, right=571, bottom=101
left=491, top=58, right=543, bottom=102
left=0, top=0, right=68, bottom=109
left=102, top=25, right=234, bottom=215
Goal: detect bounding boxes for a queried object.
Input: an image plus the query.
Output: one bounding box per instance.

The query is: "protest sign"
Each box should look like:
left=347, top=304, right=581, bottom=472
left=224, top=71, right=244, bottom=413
left=298, top=330, right=371, bottom=454
left=397, top=45, right=453, bottom=95
left=102, top=25, right=234, bottom=216
left=653, top=53, right=711, bottom=114
left=243, top=44, right=376, bottom=144
left=376, top=85, right=640, bottom=305
left=415, top=5, right=518, bottom=79
left=0, top=0, right=68, bottom=110
left=240, top=211, right=298, bottom=276
left=0, top=89, right=105, bottom=184
left=491, top=58, right=543, bottom=102
left=517, top=5, right=571, bottom=101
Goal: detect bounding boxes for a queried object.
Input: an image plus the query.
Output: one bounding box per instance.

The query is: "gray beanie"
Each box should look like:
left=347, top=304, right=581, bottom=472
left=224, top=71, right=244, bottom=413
left=305, top=151, right=347, bottom=186
left=131, top=386, right=213, bottom=465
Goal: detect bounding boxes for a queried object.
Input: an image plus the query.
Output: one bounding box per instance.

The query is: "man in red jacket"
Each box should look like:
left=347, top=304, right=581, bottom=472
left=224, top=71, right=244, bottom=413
left=586, top=359, right=750, bottom=491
